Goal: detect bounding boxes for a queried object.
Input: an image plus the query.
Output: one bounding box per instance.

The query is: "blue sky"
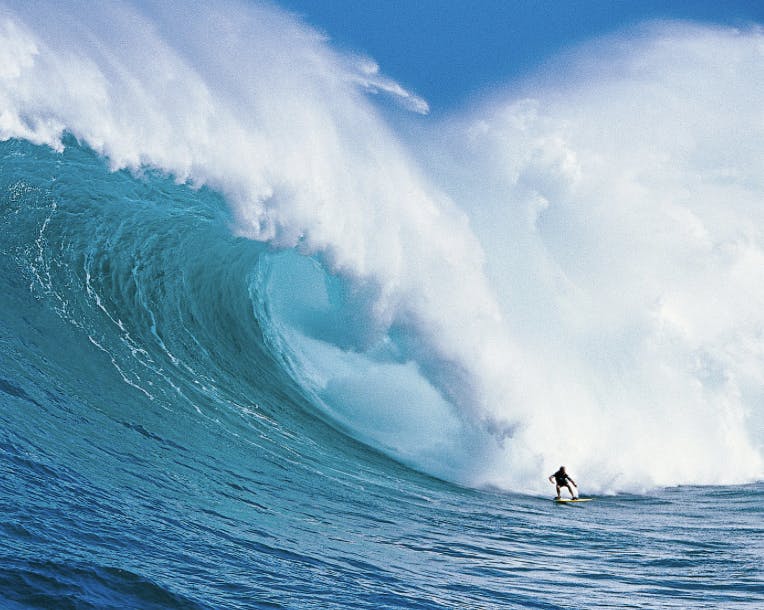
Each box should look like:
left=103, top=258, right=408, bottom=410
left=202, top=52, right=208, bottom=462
left=277, top=0, right=764, bottom=112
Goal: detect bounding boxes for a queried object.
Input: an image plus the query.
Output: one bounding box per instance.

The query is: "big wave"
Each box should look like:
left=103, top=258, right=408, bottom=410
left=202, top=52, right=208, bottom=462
left=1, top=0, right=763, bottom=493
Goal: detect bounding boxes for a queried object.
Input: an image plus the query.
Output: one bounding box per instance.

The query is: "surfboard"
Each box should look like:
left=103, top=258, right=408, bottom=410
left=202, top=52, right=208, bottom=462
left=554, top=498, right=593, bottom=503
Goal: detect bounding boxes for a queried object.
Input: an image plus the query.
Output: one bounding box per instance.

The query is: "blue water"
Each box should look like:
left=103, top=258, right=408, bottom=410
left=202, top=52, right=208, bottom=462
left=2, top=137, right=763, bottom=609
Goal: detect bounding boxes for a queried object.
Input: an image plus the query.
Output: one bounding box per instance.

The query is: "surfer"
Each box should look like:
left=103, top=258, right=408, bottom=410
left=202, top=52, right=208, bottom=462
left=549, top=466, right=578, bottom=499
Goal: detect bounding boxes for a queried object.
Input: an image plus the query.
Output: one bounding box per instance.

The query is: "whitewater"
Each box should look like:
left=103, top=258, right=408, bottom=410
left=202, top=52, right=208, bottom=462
left=1, top=1, right=763, bottom=608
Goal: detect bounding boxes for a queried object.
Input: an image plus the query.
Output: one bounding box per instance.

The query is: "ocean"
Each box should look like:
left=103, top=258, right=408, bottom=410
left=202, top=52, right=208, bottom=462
left=1, top=2, right=763, bottom=608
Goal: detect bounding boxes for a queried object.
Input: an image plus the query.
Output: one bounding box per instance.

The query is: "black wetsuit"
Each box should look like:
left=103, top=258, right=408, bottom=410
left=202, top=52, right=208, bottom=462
left=553, top=470, right=569, bottom=486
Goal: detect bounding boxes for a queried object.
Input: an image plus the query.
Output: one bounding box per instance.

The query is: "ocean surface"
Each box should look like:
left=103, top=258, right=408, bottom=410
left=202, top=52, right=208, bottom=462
left=2, top=2, right=764, bottom=608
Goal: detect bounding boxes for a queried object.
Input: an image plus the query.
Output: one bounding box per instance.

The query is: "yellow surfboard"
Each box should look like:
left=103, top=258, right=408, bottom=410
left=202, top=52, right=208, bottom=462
left=554, top=498, right=593, bottom=503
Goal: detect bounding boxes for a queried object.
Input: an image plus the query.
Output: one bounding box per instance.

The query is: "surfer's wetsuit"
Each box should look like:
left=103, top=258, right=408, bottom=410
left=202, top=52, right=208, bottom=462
left=550, top=467, right=577, bottom=499
left=553, top=470, right=569, bottom=486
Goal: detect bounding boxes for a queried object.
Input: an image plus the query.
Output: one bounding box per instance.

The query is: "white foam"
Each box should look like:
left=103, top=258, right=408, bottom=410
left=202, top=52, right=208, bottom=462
left=430, top=22, right=764, bottom=492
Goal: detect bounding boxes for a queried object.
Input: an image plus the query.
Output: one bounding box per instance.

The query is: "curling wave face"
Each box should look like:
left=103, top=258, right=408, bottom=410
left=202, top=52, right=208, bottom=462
left=1, top=1, right=763, bottom=493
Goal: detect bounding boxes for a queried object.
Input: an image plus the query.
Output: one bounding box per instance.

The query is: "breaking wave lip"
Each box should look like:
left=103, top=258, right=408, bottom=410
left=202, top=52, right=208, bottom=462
left=1, top=0, right=763, bottom=493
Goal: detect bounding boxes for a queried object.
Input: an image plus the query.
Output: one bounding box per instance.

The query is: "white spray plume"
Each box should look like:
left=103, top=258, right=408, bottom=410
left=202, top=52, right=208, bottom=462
left=433, top=21, right=764, bottom=491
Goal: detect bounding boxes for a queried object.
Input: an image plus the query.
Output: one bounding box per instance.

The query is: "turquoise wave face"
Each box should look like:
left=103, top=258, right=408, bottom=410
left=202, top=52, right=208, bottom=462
left=0, top=135, right=465, bottom=490
left=0, top=137, right=348, bottom=467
